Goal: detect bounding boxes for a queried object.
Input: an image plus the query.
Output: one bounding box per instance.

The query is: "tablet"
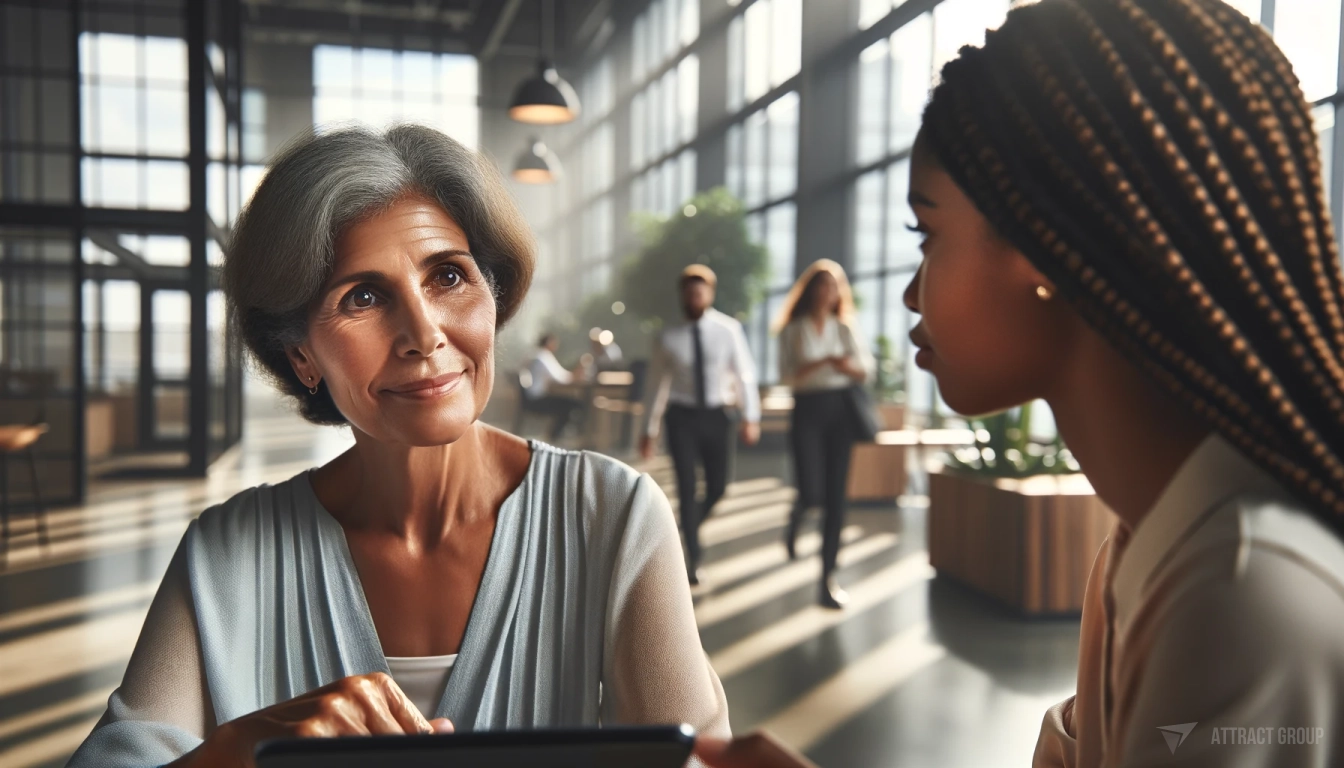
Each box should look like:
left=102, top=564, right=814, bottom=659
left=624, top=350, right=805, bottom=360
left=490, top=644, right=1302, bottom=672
left=255, top=724, right=696, bottom=768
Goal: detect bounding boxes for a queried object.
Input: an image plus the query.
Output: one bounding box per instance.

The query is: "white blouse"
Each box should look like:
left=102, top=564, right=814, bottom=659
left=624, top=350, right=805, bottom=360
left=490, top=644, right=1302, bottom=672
left=386, top=654, right=457, bottom=720
left=777, top=316, right=873, bottom=393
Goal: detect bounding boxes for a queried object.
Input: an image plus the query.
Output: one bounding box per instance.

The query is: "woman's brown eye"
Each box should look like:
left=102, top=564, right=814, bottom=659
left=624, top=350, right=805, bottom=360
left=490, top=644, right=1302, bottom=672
left=348, top=288, right=376, bottom=309
left=437, top=267, right=462, bottom=288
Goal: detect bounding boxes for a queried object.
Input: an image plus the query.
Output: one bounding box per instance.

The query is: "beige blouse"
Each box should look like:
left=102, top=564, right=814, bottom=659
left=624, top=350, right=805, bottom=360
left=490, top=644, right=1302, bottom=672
left=777, top=316, right=873, bottom=393
left=1033, top=435, right=1344, bottom=767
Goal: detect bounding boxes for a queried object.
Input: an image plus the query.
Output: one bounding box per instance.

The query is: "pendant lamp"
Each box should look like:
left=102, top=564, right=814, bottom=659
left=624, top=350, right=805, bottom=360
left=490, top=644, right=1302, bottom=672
left=508, top=0, right=581, bottom=124
left=512, top=137, right=562, bottom=184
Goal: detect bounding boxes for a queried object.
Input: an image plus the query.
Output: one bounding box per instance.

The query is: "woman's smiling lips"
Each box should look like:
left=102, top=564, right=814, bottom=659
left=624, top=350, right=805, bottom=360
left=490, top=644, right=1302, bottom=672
left=383, top=371, right=464, bottom=399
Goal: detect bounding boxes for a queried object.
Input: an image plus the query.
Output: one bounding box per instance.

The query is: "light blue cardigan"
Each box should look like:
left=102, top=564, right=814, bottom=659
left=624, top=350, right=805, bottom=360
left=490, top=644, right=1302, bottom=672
left=68, top=443, right=728, bottom=766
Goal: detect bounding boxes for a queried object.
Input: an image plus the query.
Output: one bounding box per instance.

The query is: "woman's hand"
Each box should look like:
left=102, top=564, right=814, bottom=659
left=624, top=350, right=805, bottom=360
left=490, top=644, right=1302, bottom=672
left=693, top=733, right=819, bottom=768
left=796, top=358, right=837, bottom=380
left=831, top=356, right=866, bottom=381
left=176, top=673, right=453, bottom=768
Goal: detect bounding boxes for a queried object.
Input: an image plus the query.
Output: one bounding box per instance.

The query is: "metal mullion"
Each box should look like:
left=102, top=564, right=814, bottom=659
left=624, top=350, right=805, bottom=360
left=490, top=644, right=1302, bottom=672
left=762, top=76, right=773, bottom=222
left=31, top=0, right=45, bottom=202
left=137, top=3, right=148, bottom=209
left=874, top=37, right=895, bottom=335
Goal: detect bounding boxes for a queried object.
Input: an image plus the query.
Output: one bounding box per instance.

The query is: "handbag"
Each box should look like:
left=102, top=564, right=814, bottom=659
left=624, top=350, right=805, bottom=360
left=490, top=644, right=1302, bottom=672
left=843, top=383, right=882, bottom=442
left=837, top=322, right=881, bottom=442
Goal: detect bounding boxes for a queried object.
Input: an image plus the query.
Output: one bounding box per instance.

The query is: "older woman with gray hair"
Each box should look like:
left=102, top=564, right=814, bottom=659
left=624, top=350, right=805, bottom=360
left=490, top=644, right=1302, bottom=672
left=69, top=125, right=728, bottom=767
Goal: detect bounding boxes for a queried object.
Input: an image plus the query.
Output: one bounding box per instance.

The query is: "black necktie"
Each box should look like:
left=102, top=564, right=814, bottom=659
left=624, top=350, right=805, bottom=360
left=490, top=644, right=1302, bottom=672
left=692, top=321, right=707, bottom=409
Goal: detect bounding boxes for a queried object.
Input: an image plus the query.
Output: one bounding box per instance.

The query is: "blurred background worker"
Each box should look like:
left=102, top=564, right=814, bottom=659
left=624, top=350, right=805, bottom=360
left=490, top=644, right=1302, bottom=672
left=521, top=332, right=585, bottom=441
left=641, top=265, right=761, bottom=585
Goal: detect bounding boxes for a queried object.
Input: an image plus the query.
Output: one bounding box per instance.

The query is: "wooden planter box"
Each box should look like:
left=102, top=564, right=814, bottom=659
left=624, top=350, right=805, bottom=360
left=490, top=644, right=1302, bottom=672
left=928, top=470, right=1114, bottom=615
left=877, top=403, right=905, bottom=431
left=846, top=403, right=908, bottom=501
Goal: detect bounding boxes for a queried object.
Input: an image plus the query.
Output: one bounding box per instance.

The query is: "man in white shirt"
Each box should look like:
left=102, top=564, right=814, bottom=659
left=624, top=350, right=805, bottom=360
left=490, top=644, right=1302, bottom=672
left=640, top=265, right=762, bottom=584
left=522, top=333, right=584, bottom=441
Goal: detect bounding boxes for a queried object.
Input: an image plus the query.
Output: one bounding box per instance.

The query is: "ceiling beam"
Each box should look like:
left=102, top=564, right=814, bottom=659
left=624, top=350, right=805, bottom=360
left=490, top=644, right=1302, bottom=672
left=242, top=3, right=473, bottom=45
left=478, top=0, right=527, bottom=62
left=241, top=0, right=474, bottom=29
left=571, top=0, right=609, bottom=52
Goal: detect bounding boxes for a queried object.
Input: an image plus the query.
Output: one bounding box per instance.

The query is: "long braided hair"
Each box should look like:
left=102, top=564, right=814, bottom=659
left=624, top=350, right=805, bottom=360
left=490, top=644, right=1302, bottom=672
left=920, top=0, right=1344, bottom=523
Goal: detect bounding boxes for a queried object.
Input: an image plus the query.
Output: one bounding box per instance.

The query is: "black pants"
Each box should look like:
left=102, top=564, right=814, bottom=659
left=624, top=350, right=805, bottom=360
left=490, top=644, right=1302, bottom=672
left=531, top=395, right=583, bottom=440
left=665, top=405, right=734, bottom=566
left=790, top=390, right=857, bottom=578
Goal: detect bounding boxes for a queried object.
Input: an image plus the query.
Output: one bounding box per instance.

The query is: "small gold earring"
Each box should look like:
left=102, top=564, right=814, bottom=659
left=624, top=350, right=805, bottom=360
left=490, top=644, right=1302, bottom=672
left=1036, top=285, right=1054, bottom=301
left=307, top=376, right=319, bottom=395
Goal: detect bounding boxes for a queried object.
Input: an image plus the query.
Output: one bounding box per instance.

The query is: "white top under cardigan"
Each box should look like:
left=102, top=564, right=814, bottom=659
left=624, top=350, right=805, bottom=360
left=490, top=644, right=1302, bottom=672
left=777, top=315, right=873, bottom=393
left=386, top=654, right=457, bottom=720
left=68, top=442, right=730, bottom=767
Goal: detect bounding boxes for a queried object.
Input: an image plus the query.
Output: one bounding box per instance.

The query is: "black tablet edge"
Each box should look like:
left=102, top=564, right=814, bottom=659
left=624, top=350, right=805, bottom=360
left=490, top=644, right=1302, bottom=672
left=255, top=723, right=696, bottom=757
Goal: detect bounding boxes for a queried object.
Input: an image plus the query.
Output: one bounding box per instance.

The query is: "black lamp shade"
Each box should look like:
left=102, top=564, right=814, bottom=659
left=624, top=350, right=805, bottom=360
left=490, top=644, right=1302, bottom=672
left=509, top=61, right=582, bottom=125
left=512, top=138, right=561, bottom=184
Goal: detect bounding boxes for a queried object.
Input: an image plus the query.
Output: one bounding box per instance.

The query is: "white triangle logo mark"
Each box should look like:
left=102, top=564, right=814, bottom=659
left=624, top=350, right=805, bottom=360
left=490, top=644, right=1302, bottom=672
left=1157, top=722, right=1198, bottom=755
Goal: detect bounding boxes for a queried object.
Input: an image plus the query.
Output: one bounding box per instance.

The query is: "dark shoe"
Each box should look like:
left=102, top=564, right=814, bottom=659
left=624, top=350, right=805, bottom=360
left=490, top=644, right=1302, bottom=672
left=784, top=504, right=803, bottom=560
left=818, top=576, right=848, bottom=609
left=688, top=562, right=703, bottom=587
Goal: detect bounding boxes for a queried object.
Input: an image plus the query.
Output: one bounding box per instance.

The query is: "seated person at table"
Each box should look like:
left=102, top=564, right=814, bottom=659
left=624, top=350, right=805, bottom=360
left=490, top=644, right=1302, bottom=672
left=522, top=333, right=585, bottom=441
left=68, top=124, right=728, bottom=768
left=591, top=333, right=624, bottom=372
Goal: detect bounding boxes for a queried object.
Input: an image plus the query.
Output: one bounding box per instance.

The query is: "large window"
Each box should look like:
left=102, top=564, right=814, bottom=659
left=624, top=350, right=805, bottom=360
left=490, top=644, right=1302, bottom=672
left=727, top=90, right=800, bottom=379
left=632, top=0, right=698, bottom=83
left=1, top=2, right=78, bottom=205
left=1273, top=1, right=1342, bottom=104
left=722, top=0, right=804, bottom=380
left=534, top=53, right=622, bottom=312
left=313, top=46, right=479, bottom=149
left=79, top=31, right=190, bottom=210
left=630, top=54, right=698, bottom=172
left=728, top=0, right=802, bottom=112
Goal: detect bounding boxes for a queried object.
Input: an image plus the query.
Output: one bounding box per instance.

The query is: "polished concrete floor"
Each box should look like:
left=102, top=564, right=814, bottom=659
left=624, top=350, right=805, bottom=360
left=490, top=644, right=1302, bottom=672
left=0, top=395, right=1080, bottom=767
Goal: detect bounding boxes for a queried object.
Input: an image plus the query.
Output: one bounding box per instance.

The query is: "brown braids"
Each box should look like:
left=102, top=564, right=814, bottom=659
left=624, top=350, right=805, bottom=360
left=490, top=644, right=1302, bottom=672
left=921, top=0, right=1344, bottom=520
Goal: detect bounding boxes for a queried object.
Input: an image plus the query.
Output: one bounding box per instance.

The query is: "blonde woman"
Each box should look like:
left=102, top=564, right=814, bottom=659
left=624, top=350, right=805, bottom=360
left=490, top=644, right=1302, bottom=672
left=776, top=259, right=873, bottom=609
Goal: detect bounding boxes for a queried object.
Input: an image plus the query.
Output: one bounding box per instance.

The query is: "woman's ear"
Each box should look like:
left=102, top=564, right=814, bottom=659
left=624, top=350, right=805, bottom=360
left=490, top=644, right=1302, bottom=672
left=1000, top=240, right=1056, bottom=301
left=284, top=343, right=318, bottom=386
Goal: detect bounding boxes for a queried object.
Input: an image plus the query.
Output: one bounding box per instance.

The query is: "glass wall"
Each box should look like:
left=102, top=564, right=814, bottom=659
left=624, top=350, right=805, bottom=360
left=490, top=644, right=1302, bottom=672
left=312, top=46, right=480, bottom=149
left=534, top=0, right=703, bottom=322
left=1, top=1, right=82, bottom=504
left=726, top=0, right=802, bottom=382
left=0, top=0, right=245, bottom=494
left=1, top=2, right=77, bottom=206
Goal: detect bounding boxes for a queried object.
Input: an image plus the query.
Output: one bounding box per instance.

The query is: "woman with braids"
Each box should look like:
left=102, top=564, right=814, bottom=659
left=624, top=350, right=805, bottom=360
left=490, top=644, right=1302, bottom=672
left=694, top=0, right=1344, bottom=766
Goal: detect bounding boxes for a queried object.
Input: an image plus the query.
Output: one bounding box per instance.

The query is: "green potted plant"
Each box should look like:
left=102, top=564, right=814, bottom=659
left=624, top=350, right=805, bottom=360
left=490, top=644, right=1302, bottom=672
left=928, top=401, right=1114, bottom=615
left=872, top=334, right=906, bottom=427
left=618, top=187, right=769, bottom=329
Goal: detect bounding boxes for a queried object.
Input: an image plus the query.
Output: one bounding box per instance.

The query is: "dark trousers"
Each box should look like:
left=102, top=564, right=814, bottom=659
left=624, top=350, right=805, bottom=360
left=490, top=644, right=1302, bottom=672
left=790, top=390, right=857, bottom=578
left=665, top=405, right=734, bottom=566
left=531, top=395, right=583, bottom=440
